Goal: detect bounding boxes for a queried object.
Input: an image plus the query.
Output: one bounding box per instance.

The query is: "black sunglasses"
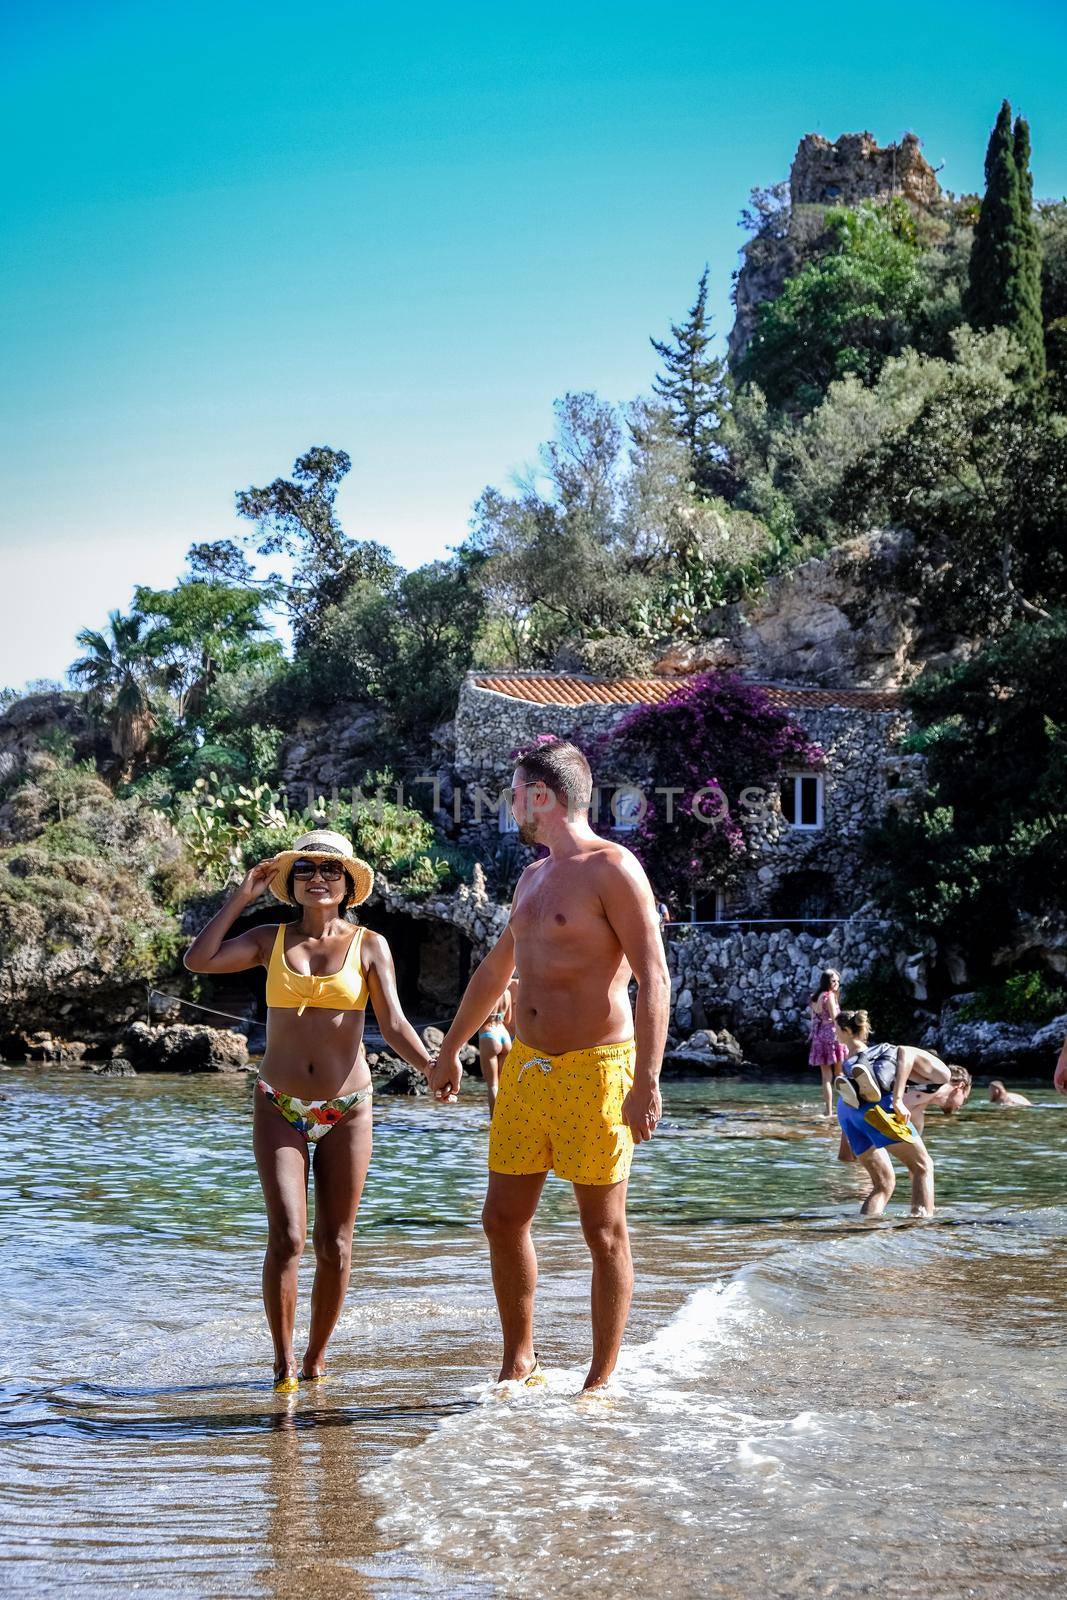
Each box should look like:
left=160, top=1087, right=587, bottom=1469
left=291, top=859, right=346, bottom=881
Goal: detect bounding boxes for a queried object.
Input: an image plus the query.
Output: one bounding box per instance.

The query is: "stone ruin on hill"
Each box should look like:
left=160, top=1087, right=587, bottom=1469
left=729, top=130, right=943, bottom=367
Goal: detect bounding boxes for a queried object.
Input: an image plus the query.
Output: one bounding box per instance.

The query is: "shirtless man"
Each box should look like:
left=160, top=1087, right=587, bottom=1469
left=989, top=1079, right=1032, bottom=1107
left=429, top=738, right=670, bottom=1391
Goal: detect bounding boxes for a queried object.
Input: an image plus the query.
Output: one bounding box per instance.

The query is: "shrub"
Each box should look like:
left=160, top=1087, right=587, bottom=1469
left=844, top=961, right=921, bottom=1044
left=600, top=671, right=822, bottom=907
left=956, top=970, right=1067, bottom=1026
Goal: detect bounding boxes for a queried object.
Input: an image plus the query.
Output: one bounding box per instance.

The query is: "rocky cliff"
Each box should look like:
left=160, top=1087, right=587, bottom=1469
left=653, top=528, right=970, bottom=690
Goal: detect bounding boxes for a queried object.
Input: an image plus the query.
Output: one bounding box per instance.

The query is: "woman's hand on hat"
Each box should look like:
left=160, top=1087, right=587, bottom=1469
left=233, top=857, right=280, bottom=904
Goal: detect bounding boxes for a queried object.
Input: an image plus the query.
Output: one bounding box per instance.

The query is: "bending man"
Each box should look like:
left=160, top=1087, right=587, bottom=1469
left=430, top=738, right=670, bottom=1391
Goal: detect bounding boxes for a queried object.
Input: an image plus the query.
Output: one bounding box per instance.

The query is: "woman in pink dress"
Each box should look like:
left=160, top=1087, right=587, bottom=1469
left=808, top=968, right=845, bottom=1116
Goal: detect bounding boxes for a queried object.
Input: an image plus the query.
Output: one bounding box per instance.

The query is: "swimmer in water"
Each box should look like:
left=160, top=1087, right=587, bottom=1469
left=989, top=1080, right=1032, bottom=1107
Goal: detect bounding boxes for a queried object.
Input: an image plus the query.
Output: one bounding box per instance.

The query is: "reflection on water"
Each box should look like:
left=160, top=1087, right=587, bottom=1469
left=2, top=1068, right=1065, bottom=1597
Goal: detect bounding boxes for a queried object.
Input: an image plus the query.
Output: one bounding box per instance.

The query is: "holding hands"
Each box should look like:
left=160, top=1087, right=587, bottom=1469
left=429, top=1051, right=463, bottom=1104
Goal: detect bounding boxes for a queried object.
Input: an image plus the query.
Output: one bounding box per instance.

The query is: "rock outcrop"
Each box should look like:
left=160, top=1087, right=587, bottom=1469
left=662, top=1028, right=748, bottom=1077
left=920, top=1003, right=1067, bottom=1071
left=0, top=751, right=191, bottom=1036
left=672, top=529, right=970, bottom=691
left=0, top=691, right=108, bottom=775
left=120, top=1021, right=251, bottom=1073
left=730, top=131, right=942, bottom=367
left=277, top=701, right=380, bottom=805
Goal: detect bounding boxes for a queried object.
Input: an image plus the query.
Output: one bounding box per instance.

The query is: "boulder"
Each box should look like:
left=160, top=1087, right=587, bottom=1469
left=422, top=1026, right=445, bottom=1050
left=121, top=1021, right=250, bottom=1074
left=2, top=1030, right=87, bottom=1063
left=662, top=1027, right=748, bottom=1077
left=86, top=1059, right=137, bottom=1077
left=377, top=1063, right=428, bottom=1096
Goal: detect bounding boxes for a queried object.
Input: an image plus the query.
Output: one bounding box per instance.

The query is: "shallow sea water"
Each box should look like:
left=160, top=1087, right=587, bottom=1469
left=1, top=1068, right=1065, bottom=1598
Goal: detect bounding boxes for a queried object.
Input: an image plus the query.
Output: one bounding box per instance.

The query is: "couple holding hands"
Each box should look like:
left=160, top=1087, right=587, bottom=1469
left=185, top=738, right=670, bottom=1394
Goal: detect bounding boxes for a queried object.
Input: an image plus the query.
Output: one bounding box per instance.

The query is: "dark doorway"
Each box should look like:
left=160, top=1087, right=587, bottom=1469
left=770, top=869, right=838, bottom=924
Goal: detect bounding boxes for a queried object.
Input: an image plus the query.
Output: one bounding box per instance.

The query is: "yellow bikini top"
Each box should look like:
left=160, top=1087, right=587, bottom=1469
left=265, top=923, right=369, bottom=1015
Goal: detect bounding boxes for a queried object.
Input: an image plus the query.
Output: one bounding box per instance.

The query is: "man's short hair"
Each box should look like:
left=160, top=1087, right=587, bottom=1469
left=515, top=737, right=593, bottom=812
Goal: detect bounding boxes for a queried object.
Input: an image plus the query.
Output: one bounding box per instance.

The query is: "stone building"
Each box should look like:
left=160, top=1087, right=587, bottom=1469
left=453, top=669, right=908, bottom=922
left=449, top=668, right=913, bottom=1045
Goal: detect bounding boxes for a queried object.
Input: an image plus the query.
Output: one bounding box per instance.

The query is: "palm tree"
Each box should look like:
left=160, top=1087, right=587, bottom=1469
left=69, top=611, right=160, bottom=771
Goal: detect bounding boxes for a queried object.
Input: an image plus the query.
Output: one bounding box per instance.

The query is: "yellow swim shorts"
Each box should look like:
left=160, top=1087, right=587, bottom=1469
left=488, top=1037, right=636, bottom=1186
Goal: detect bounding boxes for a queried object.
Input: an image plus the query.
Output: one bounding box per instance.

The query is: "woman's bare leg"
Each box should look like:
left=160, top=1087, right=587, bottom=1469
left=252, top=1094, right=310, bottom=1383
left=303, top=1102, right=373, bottom=1376
left=819, top=1065, right=834, bottom=1117
left=479, top=1038, right=502, bottom=1116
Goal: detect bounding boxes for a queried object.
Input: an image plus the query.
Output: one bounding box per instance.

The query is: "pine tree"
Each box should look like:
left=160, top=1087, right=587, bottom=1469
left=650, top=268, right=731, bottom=495
left=966, top=101, right=1045, bottom=378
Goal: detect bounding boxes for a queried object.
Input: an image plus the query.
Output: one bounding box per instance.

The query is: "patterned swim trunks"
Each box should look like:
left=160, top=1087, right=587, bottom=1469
left=488, top=1037, right=636, bottom=1186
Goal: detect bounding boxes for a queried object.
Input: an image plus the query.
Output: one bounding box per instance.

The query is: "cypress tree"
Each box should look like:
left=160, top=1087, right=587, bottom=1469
left=1011, top=114, right=1046, bottom=377
left=966, top=100, right=1045, bottom=378
left=651, top=267, right=730, bottom=495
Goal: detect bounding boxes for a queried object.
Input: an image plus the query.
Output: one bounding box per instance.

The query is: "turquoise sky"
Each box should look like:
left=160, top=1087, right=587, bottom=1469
left=3, top=0, right=1066, bottom=686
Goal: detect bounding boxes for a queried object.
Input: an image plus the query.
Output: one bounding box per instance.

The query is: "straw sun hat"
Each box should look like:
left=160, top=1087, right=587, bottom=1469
left=269, top=830, right=374, bottom=907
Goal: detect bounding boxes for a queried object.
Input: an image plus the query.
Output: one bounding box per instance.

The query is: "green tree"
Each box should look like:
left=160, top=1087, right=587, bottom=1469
left=352, top=561, right=486, bottom=750
left=69, top=611, right=161, bottom=772
left=866, top=615, right=1067, bottom=976
left=650, top=268, right=732, bottom=495
left=844, top=329, right=1066, bottom=632
left=738, top=203, right=926, bottom=411
left=235, top=447, right=397, bottom=648
left=132, top=578, right=282, bottom=723
left=965, top=102, right=1045, bottom=379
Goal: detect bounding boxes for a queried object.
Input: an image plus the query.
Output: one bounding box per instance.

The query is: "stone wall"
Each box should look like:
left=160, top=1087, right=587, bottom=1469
left=667, top=911, right=898, bottom=1042
left=732, top=701, right=910, bottom=917
left=379, top=867, right=900, bottom=1046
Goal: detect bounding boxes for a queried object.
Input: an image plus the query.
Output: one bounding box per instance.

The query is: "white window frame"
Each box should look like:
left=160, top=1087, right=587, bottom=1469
left=689, top=887, right=727, bottom=923
left=782, top=772, right=825, bottom=831
left=611, top=787, right=644, bottom=833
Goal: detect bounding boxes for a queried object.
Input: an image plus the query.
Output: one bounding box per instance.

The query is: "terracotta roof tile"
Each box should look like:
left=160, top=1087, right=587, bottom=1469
left=470, top=673, right=902, bottom=713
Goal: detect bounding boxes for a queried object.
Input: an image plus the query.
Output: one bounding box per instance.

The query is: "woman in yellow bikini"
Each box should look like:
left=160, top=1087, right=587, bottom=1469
left=185, top=830, right=435, bottom=1391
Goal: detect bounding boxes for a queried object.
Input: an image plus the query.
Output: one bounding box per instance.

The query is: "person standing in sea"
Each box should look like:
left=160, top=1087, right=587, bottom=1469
left=184, top=830, right=436, bottom=1391
left=832, top=1008, right=937, bottom=1216
left=429, top=738, right=670, bottom=1392
left=477, top=977, right=517, bottom=1117
left=808, top=968, right=845, bottom=1117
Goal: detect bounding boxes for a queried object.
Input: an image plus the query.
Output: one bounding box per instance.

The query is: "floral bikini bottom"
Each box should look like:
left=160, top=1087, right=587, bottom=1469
left=257, top=1077, right=372, bottom=1143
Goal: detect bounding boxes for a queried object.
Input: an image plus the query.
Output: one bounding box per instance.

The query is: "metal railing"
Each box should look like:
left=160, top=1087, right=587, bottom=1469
left=663, top=917, right=875, bottom=934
